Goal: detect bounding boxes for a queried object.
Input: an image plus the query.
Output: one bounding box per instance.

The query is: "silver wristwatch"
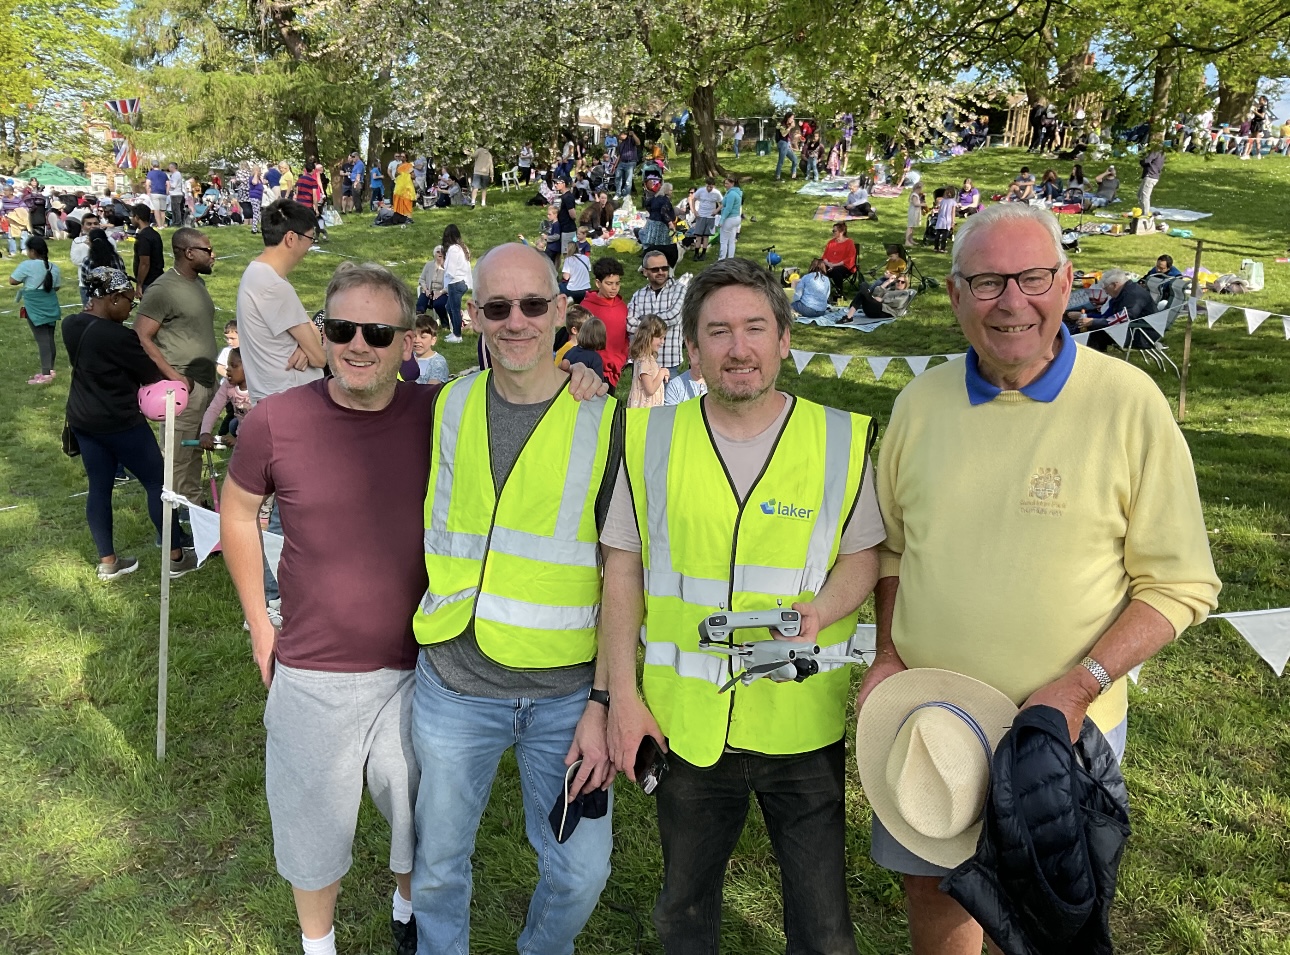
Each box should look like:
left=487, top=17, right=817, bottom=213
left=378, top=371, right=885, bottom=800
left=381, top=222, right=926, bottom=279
left=1080, top=656, right=1112, bottom=695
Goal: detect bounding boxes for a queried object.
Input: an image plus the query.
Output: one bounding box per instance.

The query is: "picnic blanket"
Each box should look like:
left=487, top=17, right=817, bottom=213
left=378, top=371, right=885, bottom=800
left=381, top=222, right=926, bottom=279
left=871, top=184, right=903, bottom=198
left=795, top=176, right=852, bottom=197
left=814, top=204, right=864, bottom=222
left=1149, top=207, right=1212, bottom=222
left=795, top=308, right=895, bottom=332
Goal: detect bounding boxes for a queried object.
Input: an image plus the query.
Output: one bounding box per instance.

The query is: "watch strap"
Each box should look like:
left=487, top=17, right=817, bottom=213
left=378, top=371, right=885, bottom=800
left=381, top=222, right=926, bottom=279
left=1080, top=656, right=1112, bottom=695
left=588, top=688, right=611, bottom=707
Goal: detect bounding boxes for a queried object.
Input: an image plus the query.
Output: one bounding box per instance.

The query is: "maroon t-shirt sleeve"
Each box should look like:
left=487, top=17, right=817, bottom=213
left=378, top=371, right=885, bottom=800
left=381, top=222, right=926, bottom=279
left=226, top=399, right=275, bottom=497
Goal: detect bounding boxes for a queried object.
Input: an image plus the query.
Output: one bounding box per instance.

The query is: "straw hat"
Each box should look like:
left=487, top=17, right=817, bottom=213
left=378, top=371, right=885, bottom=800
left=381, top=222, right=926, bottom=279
left=857, top=668, right=1018, bottom=868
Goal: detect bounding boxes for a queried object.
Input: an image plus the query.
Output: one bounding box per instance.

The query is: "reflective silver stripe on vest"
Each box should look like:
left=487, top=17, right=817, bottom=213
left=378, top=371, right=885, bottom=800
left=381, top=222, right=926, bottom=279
left=424, top=528, right=488, bottom=561
left=643, top=640, right=727, bottom=686
left=643, top=405, right=680, bottom=584
left=421, top=585, right=479, bottom=615
left=553, top=399, right=607, bottom=542
left=645, top=568, right=729, bottom=607
left=804, top=407, right=855, bottom=578
left=429, top=373, right=480, bottom=535
left=733, top=564, right=827, bottom=600
left=475, top=593, right=599, bottom=631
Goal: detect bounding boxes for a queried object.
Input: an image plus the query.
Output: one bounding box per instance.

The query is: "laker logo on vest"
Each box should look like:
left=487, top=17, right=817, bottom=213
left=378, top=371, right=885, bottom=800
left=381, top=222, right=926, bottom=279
left=414, top=371, right=617, bottom=669
left=759, top=498, right=815, bottom=520
left=624, top=397, right=876, bottom=768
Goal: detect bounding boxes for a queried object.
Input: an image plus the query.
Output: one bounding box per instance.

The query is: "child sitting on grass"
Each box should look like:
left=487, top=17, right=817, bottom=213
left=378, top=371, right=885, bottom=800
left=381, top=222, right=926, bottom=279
left=554, top=303, right=589, bottom=363
left=562, top=315, right=608, bottom=384
left=199, top=347, right=251, bottom=448
left=413, top=315, right=449, bottom=384
left=627, top=314, right=668, bottom=408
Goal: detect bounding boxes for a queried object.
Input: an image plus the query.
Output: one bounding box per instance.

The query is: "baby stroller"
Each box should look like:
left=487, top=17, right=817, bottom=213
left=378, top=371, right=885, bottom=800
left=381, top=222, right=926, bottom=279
left=192, top=200, right=231, bottom=228
left=884, top=243, right=937, bottom=292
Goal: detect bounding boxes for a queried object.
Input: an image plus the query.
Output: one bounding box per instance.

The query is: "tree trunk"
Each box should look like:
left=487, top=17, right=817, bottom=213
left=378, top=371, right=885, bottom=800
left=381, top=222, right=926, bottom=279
left=1146, top=54, right=1176, bottom=147
left=295, top=111, right=320, bottom=164
left=1216, top=78, right=1256, bottom=126
left=688, top=84, right=728, bottom=180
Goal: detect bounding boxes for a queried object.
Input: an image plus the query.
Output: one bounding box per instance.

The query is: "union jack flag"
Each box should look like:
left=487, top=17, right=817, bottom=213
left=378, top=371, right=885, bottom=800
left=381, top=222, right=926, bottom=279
left=113, top=138, right=138, bottom=169
left=105, top=98, right=140, bottom=116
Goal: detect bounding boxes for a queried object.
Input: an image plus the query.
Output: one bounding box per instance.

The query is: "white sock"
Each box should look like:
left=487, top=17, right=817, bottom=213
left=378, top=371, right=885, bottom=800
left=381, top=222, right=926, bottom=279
left=301, top=927, right=336, bottom=955
left=392, top=886, right=413, bottom=924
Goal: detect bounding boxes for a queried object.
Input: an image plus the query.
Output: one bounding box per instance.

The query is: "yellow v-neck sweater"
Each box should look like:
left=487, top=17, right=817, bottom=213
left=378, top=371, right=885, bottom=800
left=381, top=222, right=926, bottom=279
left=876, top=345, right=1221, bottom=731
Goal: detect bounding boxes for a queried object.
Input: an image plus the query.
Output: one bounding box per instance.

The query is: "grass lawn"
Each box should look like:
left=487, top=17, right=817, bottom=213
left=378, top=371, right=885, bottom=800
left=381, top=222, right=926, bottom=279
left=1, top=147, right=1288, bottom=954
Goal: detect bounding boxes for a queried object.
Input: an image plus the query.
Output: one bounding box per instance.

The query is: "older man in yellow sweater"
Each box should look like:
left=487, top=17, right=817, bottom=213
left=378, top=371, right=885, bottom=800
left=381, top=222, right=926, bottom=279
left=860, top=202, right=1221, bottom=955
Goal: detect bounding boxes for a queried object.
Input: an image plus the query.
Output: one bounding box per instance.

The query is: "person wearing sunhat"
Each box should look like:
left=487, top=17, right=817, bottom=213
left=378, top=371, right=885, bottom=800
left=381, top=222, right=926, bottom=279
left=62, top=268, right=197, bottom=581
left=859, top=202, right=1220, bottom=955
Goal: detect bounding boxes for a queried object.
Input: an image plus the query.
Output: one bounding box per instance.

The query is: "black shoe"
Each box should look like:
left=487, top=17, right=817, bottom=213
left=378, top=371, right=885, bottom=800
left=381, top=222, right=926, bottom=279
left=392, top=915, right=417, bottom=955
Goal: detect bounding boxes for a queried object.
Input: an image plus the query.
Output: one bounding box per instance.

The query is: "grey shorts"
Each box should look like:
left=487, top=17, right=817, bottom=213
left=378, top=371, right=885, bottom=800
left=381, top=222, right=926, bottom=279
left=264, top=663, right=419, bottom=890
left=148, top=194, right=167, bottom=212
left=871, top=718, right=1127, bottom=877
left=472, top=174, right=489, bottom=190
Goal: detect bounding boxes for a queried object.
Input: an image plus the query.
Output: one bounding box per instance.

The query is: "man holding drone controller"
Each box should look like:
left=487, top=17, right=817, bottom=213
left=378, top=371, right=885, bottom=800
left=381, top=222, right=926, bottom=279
left=600, top=257, right=884, bottom=955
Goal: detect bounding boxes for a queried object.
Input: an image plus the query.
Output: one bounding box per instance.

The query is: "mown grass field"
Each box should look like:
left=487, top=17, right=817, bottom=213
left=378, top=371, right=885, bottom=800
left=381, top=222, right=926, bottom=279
left=1, top=147, right=1288, bottom=954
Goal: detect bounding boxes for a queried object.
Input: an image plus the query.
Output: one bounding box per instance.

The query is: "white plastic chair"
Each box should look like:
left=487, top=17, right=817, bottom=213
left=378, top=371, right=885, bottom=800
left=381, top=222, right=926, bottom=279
left=501, top=167, right=520, bottom=192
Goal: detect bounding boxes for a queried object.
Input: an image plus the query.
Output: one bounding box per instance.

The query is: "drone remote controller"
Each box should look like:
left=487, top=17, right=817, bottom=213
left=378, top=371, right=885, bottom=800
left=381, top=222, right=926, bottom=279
left=698, top=609, right=802, bottom=643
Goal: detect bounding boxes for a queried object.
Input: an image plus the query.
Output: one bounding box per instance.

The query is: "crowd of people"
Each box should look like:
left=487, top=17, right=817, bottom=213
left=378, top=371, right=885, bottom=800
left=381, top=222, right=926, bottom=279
left=4, top=93, right=1264, bottom=955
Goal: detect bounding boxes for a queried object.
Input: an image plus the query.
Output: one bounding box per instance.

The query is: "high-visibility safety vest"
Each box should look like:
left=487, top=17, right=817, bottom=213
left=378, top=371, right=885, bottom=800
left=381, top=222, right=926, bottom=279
left=624, top=396, right=874, bottom=768
left=415, top=371, right=617, bottom=668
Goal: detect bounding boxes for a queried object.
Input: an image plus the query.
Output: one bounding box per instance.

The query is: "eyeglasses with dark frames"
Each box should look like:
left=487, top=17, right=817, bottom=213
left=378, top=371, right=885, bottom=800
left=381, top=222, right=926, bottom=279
left=957, top=267, right=1060, bottom=301
left=321, top=318, right=410, bottom=348
left=477, top=295, right=557, bottom=322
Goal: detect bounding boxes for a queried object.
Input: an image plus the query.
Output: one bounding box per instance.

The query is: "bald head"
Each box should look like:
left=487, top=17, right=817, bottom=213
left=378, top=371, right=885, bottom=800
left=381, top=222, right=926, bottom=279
left=474, top=242, right=559, bottom=300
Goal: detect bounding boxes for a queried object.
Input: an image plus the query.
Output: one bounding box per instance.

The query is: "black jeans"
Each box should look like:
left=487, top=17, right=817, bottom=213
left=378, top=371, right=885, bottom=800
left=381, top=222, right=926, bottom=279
left=73, top=422, right=190, bottom=559
left=170, top=195, right=186, bottom=227
left=653, top=740, right=857, bottom=955
left=847, top=283, right=887, bottom=319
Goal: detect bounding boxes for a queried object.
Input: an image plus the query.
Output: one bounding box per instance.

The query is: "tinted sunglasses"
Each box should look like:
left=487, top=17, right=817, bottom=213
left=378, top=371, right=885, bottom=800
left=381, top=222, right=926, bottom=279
left=477, top=295, right=556, bottom=322
left=322, top=318, right=408, bottom=348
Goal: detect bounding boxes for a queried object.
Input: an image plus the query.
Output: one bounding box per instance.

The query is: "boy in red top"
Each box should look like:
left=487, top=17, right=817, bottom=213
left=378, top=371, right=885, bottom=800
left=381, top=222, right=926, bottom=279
left=580, top=256, right=629, bottom=387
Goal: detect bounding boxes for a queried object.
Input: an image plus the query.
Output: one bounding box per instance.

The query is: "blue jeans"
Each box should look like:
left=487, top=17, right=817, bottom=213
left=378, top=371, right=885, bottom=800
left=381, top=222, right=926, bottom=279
left=775, top=141, right=798, bottom=179
left=733, top=139, right=740, bottom=158
left=807, top=157, right=819, bottom=181
left=411, top=656, right=612, bottom=955
left=615, top=161, right=636, bottom=197
left=445, top=281, right=467, bottom=336
left=262, top=501, right=281, bottom=602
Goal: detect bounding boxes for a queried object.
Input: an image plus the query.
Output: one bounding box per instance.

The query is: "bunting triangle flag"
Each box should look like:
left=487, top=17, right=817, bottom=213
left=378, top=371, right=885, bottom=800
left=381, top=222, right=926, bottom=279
left=867, top=357, right=892, bottom=381
left=187, top=504, right=222, bottom=567
left=1206, top=301, right=1230, bottom=328
left=1104, top=323, right=1130, bottom=347
left=829, top=354, right=852, bottom=378
left=1071, top=331, right=1092, bottom=345
left=906, top=356, right=932, bottom=376
left=1245, top=308, right=1271, bottom=334
left=1186, top=297, right=1197, bottom=321
left=1284, top=317, right=1290, bottom=341
left=790, top=349, right=813, bottom=374
left=1215, top=608, right=1290, bottom=676
left=1144, top=313, right=1169, bottom=338
left=941, top=353, right=966, bottom=361
left=1127, top=664, right=1143, bottom=685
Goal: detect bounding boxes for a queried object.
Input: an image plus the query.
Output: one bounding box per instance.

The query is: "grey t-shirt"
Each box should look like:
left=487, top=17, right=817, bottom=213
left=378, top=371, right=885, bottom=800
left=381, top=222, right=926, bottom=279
left=425, top=378, right=597, bottom=698
left=236, top=260, right=324, bottom=404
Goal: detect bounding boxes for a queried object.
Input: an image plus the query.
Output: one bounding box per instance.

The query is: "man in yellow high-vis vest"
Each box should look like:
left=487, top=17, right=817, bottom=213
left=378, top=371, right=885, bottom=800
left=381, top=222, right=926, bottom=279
left=600, top=257, right=885, bottom=955
left=409, top=243, right=619, bottom=955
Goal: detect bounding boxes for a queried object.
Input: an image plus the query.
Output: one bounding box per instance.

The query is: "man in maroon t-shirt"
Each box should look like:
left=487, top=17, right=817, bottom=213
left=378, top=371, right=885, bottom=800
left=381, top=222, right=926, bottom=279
left=221, top=259, right=609, bottom=955
left=223, top=262, right=429, bottom=955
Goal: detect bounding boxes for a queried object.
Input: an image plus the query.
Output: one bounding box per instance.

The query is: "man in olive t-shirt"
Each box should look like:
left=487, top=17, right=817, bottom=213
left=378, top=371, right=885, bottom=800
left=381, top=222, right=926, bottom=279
left=136, top=227, right=219, bottom=507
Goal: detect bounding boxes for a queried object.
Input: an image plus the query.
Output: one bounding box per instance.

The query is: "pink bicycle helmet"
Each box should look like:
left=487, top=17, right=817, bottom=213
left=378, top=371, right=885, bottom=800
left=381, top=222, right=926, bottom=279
left=138, top=380, right=189, bottom=420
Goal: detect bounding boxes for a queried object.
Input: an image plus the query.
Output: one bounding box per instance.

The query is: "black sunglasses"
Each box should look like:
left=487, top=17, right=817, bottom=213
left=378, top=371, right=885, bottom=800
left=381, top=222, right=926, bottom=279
left=322, top=318, right=409, bottom=348
left=477, top=295, right=556, bottom=322
left=290, top=230, right=317, bottom=244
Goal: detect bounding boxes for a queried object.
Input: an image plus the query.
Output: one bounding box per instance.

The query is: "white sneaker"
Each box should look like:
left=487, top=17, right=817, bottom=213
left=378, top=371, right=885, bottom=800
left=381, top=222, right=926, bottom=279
left=243, top=599, right=284, bottom=631
left=445, top=334, right=463, bottom=343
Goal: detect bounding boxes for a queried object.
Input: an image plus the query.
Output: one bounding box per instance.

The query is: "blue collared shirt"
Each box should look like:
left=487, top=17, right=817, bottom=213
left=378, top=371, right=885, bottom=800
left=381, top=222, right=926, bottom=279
left=965, top=323, right=1076, bottom=406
